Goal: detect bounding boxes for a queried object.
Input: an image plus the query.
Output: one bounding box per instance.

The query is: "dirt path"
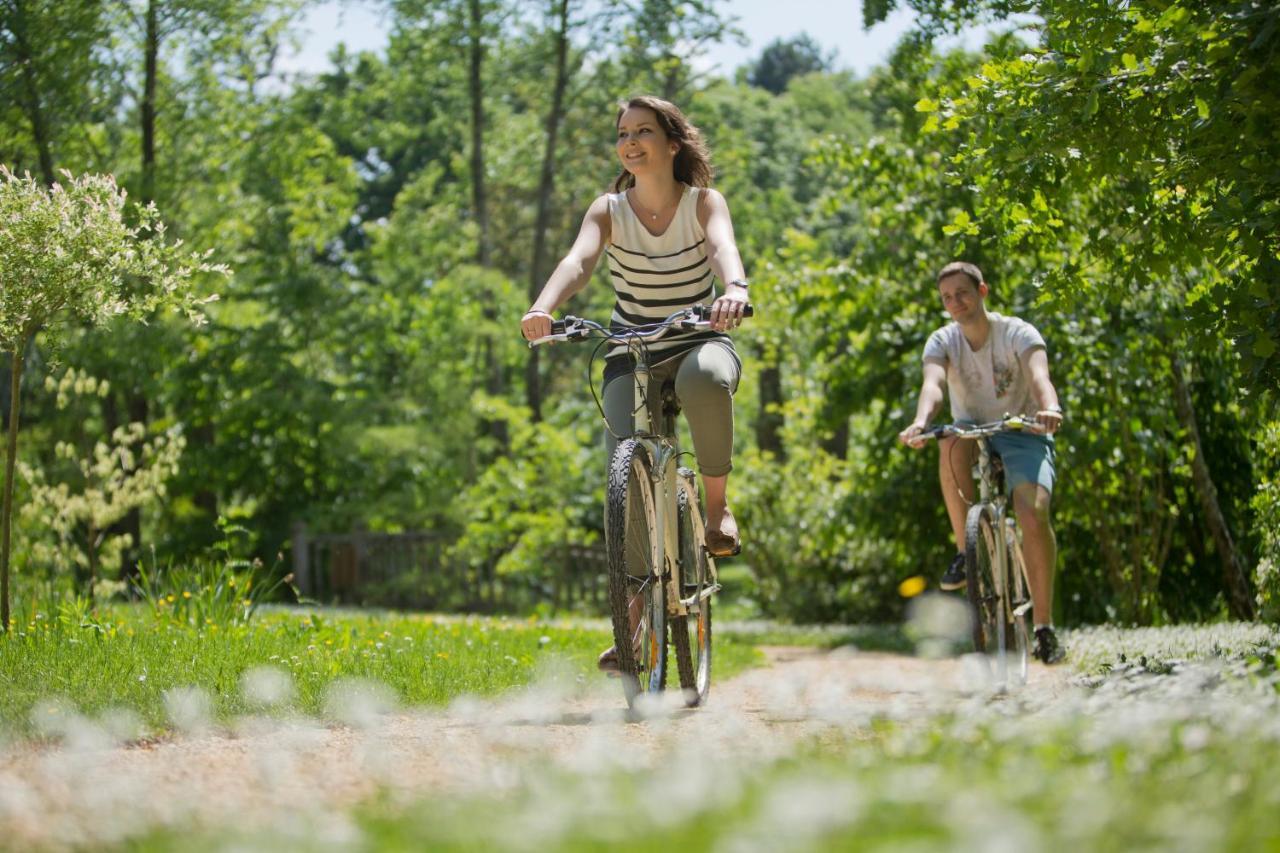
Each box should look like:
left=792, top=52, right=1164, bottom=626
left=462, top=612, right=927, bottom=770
left=0, top=648, right=1075, bottom=849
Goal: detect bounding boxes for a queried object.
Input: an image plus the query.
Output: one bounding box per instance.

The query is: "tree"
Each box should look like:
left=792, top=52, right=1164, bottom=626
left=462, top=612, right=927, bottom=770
left=0, top=166, right=223, bottom=629
left=746, top=34, right=834, bottom=95
left=0, top=0, right=107, bottom=185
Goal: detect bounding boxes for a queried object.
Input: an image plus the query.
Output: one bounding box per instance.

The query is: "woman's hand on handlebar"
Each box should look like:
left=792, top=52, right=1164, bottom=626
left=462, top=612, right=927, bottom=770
left=709, top=286, right=749, bottom=332
left=521, top=308, right=553, bottom=341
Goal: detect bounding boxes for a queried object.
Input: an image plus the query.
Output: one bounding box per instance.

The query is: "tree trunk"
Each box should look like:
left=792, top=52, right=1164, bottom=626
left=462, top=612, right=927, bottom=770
left=756, top=360, right=784, bottom=459
left=468, top=0, right=489, bottom=266
left=141, top=0, right=158, bottom=206
left=467, top=0, right=507, bottom=446
left=10, top=0, right=57, bottom=185
left=116, top=0, right=159, bottom=570
left=1, top=341, right=28, bottom=632
left=1169, top=352, right=1256, bottom=620
left=526, top=0, right=572, bottom=422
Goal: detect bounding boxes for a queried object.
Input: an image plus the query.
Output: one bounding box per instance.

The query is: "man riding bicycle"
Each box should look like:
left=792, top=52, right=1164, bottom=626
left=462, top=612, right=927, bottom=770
left=898, top=262, right=1066, bottom=664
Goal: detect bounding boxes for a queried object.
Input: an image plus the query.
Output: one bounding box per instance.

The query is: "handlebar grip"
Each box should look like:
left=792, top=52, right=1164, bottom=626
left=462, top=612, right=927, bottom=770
left=692, top=303, right=755, bottom=321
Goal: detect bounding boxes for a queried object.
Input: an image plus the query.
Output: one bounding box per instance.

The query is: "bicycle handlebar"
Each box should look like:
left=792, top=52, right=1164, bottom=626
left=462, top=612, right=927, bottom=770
left=917, top=415, right=1048, bottom=440
left=528, top=303, right=755, bottom=348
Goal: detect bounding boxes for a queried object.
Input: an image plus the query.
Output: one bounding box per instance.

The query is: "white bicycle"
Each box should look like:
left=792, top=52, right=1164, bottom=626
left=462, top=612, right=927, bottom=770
left=530, top=304, right=751, bottom=709
left=920, top=417, right=1040, bottom=686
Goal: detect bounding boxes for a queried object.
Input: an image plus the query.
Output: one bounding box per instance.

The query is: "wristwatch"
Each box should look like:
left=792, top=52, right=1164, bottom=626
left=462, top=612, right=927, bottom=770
left=729, top=277, right=749, bottom=290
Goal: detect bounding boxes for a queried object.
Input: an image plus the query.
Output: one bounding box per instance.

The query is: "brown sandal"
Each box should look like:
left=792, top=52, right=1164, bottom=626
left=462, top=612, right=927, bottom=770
left=705, top=527, right=741, bottom=558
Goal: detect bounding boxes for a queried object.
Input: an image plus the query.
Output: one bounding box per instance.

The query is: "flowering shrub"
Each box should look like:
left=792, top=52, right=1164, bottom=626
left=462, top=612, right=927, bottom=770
left=18, top=369, right=183, bottom=590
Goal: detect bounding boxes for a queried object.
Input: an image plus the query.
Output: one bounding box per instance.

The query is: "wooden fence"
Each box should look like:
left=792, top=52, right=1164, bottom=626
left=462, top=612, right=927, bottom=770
left=290, top=523, right=608, bottom=613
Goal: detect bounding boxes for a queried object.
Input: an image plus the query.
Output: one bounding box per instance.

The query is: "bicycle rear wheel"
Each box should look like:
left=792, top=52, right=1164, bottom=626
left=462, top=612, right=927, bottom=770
left=1005, top=519, right=1031, bottom=684
left=605, top=438, right=668, bottom=707
left=965, top=503, right=1006, bottom=675
left=672, top=470, right=712, bottom=707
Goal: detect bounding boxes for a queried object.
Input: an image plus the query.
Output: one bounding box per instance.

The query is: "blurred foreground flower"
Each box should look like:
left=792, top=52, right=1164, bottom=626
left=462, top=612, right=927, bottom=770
left=898, top=575, right=927, bottom=598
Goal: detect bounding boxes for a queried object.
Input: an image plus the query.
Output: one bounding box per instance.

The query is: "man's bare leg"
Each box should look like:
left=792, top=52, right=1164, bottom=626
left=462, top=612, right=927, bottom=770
left=939, top=436, right=976, bottom=552
left=1012, top=482, right=1056, bottom=626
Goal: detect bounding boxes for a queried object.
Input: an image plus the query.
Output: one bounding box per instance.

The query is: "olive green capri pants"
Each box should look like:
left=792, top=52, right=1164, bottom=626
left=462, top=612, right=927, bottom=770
left=602, top=340, right=742, bottom=476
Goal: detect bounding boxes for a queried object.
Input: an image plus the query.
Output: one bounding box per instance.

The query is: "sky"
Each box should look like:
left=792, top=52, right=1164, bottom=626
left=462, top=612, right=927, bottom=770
left=278, top=1, right=941, bottom=80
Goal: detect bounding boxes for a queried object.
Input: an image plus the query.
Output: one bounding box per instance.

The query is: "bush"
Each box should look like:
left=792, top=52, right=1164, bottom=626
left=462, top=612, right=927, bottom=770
left=1252, top=419, right=1280, bottom=622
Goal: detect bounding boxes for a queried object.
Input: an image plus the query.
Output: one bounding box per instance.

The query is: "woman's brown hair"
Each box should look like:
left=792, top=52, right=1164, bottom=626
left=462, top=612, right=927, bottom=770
left=611, top=95, right=713, bottom=192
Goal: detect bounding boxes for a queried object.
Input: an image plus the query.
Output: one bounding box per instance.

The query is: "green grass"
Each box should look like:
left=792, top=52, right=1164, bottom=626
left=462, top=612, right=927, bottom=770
left=0, top=604, right=761, bottom=739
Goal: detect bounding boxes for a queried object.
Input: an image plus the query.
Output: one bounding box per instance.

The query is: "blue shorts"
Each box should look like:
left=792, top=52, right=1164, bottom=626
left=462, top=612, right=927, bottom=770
left=989, top=431, right=1056, bottom=495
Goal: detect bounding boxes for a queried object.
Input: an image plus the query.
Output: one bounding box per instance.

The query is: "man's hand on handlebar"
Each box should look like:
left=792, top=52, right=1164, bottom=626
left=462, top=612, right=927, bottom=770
left=1034, top=408, right=1063, bottom=435
left=898, top=421, right=930, bottom=449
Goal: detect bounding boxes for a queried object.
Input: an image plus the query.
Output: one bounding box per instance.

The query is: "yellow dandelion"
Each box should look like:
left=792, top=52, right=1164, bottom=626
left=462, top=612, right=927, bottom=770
left=182, top=591, right=192, bottom=599
left=166, top=594, right=176, bottom=603
left=435, top=652, right=449, bottom=660
left=898, top=575, right=927, bottom=598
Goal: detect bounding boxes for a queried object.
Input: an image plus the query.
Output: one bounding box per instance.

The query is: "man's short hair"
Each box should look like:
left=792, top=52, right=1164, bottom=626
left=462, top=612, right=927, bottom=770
left=936, top=261, right=984, bottom=288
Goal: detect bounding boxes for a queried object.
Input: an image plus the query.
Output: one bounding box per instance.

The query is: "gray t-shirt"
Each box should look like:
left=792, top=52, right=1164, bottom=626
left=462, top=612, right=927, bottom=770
left=922, top=312, right=1046, bottom=424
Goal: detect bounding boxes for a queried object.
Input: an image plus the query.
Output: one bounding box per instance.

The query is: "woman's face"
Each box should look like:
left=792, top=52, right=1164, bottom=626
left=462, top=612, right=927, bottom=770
left=616, top=106, right=678, bottom=179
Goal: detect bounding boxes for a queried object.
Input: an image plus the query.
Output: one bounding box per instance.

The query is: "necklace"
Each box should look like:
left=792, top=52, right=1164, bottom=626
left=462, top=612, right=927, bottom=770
left=631, top=187, right=680, bottom=220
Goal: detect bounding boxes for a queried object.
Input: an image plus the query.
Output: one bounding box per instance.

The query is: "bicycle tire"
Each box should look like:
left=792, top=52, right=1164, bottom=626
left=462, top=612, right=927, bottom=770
left=1005, top=519, right=1031, bottom=685
left=605, top=438, right=668, bottom=707
left=672, top=472, right=712, bottom=707
left=965, top=503, right=1006, bottom=671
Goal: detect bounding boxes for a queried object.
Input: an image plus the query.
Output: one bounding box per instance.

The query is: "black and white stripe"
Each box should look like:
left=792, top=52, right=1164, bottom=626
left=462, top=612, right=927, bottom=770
left=605, top=188, right=727, bottom=365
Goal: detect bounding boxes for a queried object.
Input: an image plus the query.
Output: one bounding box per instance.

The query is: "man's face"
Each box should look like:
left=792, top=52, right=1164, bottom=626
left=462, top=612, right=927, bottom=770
left=938, top=273, right=987, bottom=323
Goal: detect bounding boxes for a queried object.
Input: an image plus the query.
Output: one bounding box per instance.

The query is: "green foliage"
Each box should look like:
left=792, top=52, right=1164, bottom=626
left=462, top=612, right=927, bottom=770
left=450, top=396, right=601, bottom=580
left=1254, top=418, right=1280, bottom=622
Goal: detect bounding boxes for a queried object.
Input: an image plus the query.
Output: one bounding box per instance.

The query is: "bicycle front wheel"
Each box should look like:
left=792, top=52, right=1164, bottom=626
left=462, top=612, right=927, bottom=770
left=672, top=470, right=712, bottom=707
left=965, top=503, right=1006, bottom=668
left=605, top=438, right=668, bottom=707
left=1005, top=519, right=1031, bottom=684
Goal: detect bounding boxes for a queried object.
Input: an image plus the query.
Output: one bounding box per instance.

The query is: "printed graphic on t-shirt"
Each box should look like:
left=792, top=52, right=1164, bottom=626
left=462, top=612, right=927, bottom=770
left=993, top=359, right=1014, bottom=398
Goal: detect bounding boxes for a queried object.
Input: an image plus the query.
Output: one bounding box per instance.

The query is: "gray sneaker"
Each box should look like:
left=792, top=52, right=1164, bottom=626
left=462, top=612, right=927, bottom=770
left=940, top=552, right=967, bottom=591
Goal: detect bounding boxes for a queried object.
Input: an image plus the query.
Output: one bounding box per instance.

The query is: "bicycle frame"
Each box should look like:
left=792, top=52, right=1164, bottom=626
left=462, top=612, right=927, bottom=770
left=972, top=435, right=1013, bottom=621
left=924, top=417, right=1037, bottom=684
left=626, top=352, right=694, bottom=620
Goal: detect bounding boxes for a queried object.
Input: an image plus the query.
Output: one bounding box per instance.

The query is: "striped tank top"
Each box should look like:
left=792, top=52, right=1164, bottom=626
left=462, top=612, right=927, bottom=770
left=604, top=184, right=730, bottom=369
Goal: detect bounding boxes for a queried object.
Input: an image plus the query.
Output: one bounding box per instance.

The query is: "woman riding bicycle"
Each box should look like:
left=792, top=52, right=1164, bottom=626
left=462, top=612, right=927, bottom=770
left=519, top=96, right=750, bottom=668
